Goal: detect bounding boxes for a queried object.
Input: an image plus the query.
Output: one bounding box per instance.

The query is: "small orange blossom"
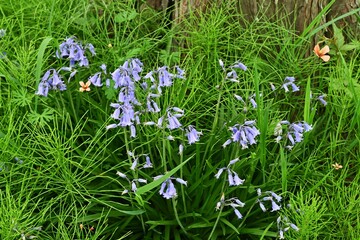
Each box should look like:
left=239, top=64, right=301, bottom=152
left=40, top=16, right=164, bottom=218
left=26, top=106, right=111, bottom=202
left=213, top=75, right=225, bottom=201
left=79, top=81, right=91, bottom=92
left=313, top=43, right=330, bottom=62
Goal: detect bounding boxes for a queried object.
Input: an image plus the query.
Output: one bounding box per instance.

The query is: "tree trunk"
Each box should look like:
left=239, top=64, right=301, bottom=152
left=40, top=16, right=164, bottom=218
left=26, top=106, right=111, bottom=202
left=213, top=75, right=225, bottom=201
left=145, top=0, right=359, bottom=35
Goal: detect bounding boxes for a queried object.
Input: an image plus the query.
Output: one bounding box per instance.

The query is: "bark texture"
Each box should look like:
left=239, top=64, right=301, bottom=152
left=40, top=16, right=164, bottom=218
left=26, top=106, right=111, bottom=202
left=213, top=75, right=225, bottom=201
left=145, top=0, right=359, bottom=34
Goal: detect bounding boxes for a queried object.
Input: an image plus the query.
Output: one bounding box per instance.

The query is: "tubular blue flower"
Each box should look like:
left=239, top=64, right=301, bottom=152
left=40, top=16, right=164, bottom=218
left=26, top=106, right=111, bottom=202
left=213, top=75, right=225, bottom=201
left=186, top=125, right=202, bottom=144
left=56, top=37, right=91, bottom=67
left=36, top=69, right=66, bottom=96
left=158, top=66, right=173, bottom=87
left=0, top=29, right=5, bottom=38
left=277, top=216, right=299, bottom=239
left=219, top=59, right=225, bottom=70
left=215, top=195, right=245, bottom=219
left=318, top=95, right=327, bottom=106
left=156, top=176, right=187, bottom=199
left=257, top=189, right=282, bottom=212
left=166, top=108, right=183, bottom=130
left=175, top=66, right=185, bottom=79
left=86, top=43, right=96, bottom=56
left=224, top=120, right=260, bottom=149
left=282, top=76, right=300, bottom=92
left=270, top=82, right=276, bottom=91
left=215, top=158, right=245, bottom=186
left=231, top=61, right=247, bottom=71
left=143, top=155, right=153, bottom=168
left=226, top=70, right=238, bottom=82
left=89, top=72, right=103, bottom=87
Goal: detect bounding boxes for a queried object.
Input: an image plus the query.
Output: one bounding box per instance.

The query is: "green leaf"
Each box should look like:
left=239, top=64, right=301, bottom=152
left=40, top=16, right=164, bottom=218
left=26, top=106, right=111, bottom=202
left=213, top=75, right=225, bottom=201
left=332, top=24, right=344, bottom=49
left=114, top=10, right=138, bottom=23
left=104, top=85, right=117, bottom=100
left=340, top=42, right=360, bottom=52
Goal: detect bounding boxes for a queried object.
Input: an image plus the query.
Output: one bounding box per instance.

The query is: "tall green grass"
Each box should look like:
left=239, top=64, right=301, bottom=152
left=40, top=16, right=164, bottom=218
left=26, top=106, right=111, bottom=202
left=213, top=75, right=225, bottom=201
left=1, top=0, right=359, bottom=239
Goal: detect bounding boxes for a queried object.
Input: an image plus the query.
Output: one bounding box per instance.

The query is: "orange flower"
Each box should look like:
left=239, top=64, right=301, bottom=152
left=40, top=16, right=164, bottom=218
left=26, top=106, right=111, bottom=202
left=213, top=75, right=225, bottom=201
left=79, top=81, right=91, bottom=92
left=313, top=43, right=330, bottom=62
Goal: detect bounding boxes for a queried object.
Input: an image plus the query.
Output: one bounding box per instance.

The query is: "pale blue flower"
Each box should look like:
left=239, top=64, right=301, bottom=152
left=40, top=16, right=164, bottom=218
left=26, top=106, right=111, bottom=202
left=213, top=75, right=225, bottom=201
left=282, top=76, right=300, bottom=92
left=318, top=94, right=327, bottom=106
left=0, top=29, right=5, bottom=38
left=215, top=158, right=245, bottom=186
left=231, top=61, right=247, bottom=71
left=215, top=195, right=245, bottom=219
left=186, top=125, right=202, bottom=144
left=277, top=216, right=299, bottom=239
left=36, top=69, right=66, bottom=96
left=224, top=120, right=260, bottom=149
left=257, top=189, right=282, bottom=212
left=155, top=175, right=187, bottom=199
left=56, top=37, right=91, bottom=67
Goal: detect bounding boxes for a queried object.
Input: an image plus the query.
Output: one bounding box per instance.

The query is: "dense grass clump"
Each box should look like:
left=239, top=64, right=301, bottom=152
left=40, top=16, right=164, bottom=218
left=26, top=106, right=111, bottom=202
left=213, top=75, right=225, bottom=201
left=1, top=0, right=360, bottom=239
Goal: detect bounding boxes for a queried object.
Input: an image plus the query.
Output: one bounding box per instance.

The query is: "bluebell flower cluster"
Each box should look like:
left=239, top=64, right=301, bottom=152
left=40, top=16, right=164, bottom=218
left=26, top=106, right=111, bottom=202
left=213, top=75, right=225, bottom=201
left=116, top=171, right=147, bottom=194
left=36, top=37, right=96, bottom=96
left=36, top=69, right=67, bottom=97
left=223, top=120, right=260, bottom=149
left=186, top=125, right=202, bottom=144
left=154, top=175, right=187, bottom=199
left=215, top=158, right=245, bottom=186
left=215, top=193, right=245, bottom=219
left=127, top=151, right=153, bottom=170
left=234, top=93, right=259, bottom=111
left=219, top=59, right=247, bottom=83
left=56, top=36, right=95, bottom=67
left=277, top=216, right=299, bottom=239
left=256, top=188, right=282, bottom=212
left=282, top=76, right=300, bottom=92
left=274, top=121, right=313, bottom=149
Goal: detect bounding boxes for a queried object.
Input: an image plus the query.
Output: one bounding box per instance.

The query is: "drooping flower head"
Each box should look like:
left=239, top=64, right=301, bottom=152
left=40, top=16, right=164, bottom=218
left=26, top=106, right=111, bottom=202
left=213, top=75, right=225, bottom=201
left=223, top=120, right=260, bottom=149
left=186, top=125, right=202, bottom=144
left=154, top=175, right=187, bottom=199
left=282, top=76, right=299, bottom=92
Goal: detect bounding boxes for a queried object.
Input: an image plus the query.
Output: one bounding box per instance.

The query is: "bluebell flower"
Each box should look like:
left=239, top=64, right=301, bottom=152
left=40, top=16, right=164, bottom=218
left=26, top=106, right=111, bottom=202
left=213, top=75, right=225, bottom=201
left=218, top=59, right=225, bottom=70
left=231, top=61, right=247, bottom=71
left=215, top=158, right=245, bottom=186
left=36, top=69, right=66, bottom=96
left=186, top=125, right=202, bottom=144
left=86, top=43, right=96, bottom=56
left=224, top=120, right=260, bottom=149
left=88, top=72, right=102, bottom=87
left=131, top=178, right=147, bottom=192
left=175, top=66, right=185, bottom=79
left=277, top=216, right=299, bottom=239
left=166, top=107, right=184, bottom=130
left=234, top=94, right=245, bottom=103
left=282, top=76, right=300, bottom=92
left=226, top=70, right=239, bottom=82
left=56, top=37, right=91, bottom=67
left=0, top=29, right=6, bottom=38
left=146, top=93, right=161, bottom=113
left=270, top=82, right=276, bottom=91
left=256, top=189, right=282, bottom=212
left=111, top=66, right=133, bottom=89
left=154, top=175, right=187, bottom=199
left=158, top=66, right=173, bottom=87
left=215, top=194, right=245, bottom=219
left=249, top=95, right=257, bottom=108
left=178, top=144, right=184, bottom=155
left=318, top=94, right=327, bottom=106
